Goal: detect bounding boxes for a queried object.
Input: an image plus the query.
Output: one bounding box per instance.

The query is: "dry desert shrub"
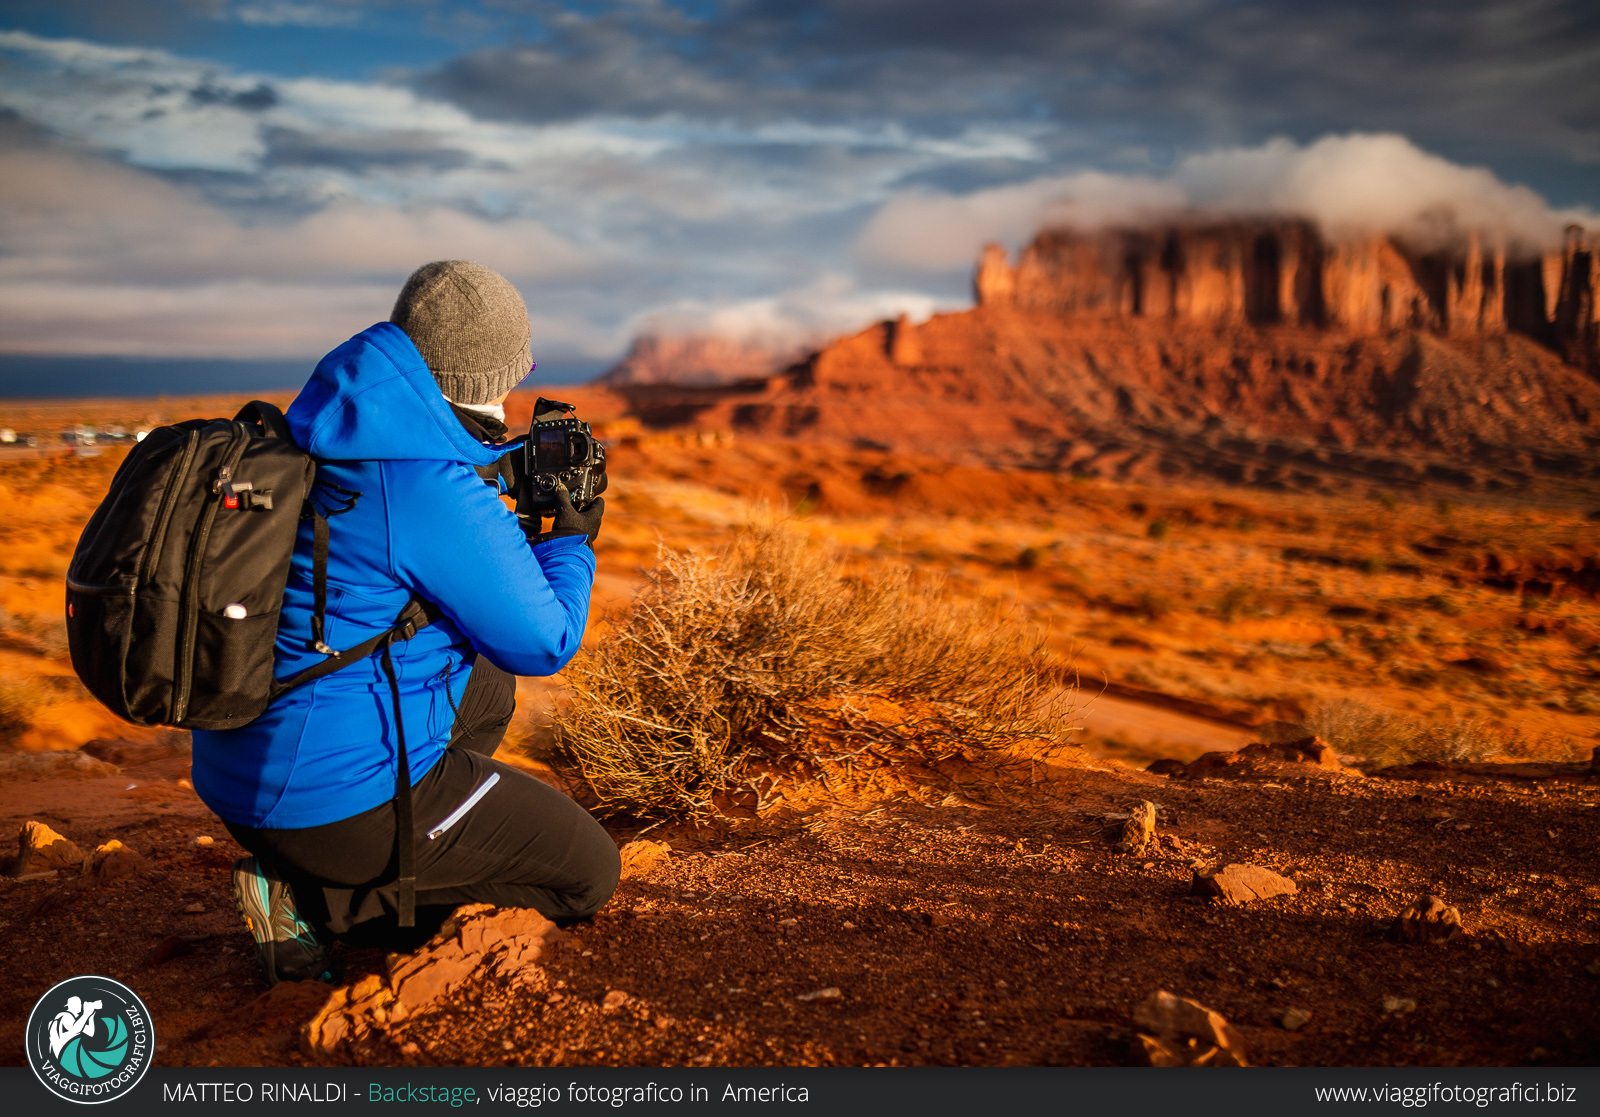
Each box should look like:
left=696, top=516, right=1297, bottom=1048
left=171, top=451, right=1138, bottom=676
left=555, top=525, right=1076, bottom=820
left=0, top=677, right=46, bottom=745
left=1306, top=698, right=1537, bottom=765
left=0, top=607, right=70, bottom=659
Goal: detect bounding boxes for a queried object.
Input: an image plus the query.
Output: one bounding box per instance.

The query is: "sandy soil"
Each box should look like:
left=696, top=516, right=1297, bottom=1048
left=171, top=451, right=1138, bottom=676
left=1, top=394, right=1597, bottom=1068
left=0, top=737, right=1596, bottom=1068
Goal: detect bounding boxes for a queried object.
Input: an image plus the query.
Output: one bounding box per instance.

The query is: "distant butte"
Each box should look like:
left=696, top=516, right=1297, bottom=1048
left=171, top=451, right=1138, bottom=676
left=600, top=221, right=1600, bottom=498
left=599, top=334, right=802, bottom=388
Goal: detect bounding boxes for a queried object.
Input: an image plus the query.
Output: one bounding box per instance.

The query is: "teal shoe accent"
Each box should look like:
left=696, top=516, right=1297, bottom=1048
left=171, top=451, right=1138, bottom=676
left=230, top=857, right=336, bottom=986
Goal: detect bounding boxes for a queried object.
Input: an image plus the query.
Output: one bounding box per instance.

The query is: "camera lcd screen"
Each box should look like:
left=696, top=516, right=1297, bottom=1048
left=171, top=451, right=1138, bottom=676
left=536, top=429, right=571, bottom=469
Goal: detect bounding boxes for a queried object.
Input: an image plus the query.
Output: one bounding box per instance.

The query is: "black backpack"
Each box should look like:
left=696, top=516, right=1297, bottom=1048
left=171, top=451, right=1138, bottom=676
left=66, top=400, right=435, bottom=923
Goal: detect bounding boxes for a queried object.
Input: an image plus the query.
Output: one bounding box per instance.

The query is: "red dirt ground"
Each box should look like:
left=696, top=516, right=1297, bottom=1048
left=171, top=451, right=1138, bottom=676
left=0, top=729, right=1596, bottom=1068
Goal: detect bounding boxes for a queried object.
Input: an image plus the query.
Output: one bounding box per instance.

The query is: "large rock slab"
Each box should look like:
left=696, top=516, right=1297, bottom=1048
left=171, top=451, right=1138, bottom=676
left=303, top=904, right=569, bottom=1059
left=1388, top=893, right=1465, bottom=944
left=1130, top=989, right=1248, bottom=1067
left=15, top=821, right=85, bottom=876
left=84, top=839, right=150, bottom=881
left=1117, top=800, right=1157, bottom=855
left=1181, top=736, right=1360, bottom=781
left=1192, top=863, right=1298, bottom=905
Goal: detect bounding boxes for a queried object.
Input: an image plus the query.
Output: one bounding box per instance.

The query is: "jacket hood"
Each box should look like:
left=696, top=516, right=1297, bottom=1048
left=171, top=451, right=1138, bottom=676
left=287, top=322, right=510, bottom=466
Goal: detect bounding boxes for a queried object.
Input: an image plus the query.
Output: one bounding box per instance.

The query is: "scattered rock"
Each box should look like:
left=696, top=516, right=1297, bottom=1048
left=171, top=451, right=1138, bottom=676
left=1130, top=989, right=1248, bottom=1067
left=237, top=981, right=336, bottom=1039
left=15, top=821, right=85, bottom=876
left=193, top=835, right=214, bottom=848
left=1280, top=1007, right=1313, bottom=1031
left=1583, top=960, right=1600, bottom=978
left=601, top=990, right=631, bottom=1010
left=617, top=839, right=672, bottom=880
left=1382, top=996, right=1417, bottom=1015
left=1118, top=800, right=1157, bottom=854
left=303, top=905, right=569, bottom=1057
left=1145, top=758, right=1186, bottom=777
left=796, top=987, right=842, bottom=1002
left=183, top=902, right=206, bottom=914
left=1130, top=1034, right=1190, bottom=1067
left=1247, top=736, right=1345, bottom=767
left=1191, top=863, right=1298, bottom=905
left=83, top=839, right=150, bottom=882
left=144, top=934, right=202, bottom=966
left=0, top=751, right=118, bottom=782
left=80, top=738, right=176, bottom=766
left=925, top=911, right=952, bottom=928
left=1180, top=736, right=1361, bottom=781
left=1371, top=759, right=1597, bottom=784
left=1388, top=894, right=1465, bottom=944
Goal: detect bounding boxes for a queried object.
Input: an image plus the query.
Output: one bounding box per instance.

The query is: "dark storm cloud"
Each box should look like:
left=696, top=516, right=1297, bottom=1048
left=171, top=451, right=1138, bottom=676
left=190, top=79, right=279, bottom=110
left=420, top=0, right=1600, bottom=172
left=261, top=126, right=472, bottom=173
left=417, top=0, right=1034, bottom=126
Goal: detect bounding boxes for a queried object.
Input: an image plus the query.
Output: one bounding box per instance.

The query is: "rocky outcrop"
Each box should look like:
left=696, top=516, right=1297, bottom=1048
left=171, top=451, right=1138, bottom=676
left=1191, top=863, right=1298, bottom=905
left=600, top=334, right=802, bottom=388
left=1548, top=226, right=1599, bottom=369
left=15, top=821, right=84, bottom=877
left=1130, top=989, right=1249, bottom=1067
left=1388, top=894, right=1465, bottom=944
left=595, top=220, right=1600, bottom=498
left=303, top=904, right=568, bottom=1060
left=978, top=221, right=1599, bottom=369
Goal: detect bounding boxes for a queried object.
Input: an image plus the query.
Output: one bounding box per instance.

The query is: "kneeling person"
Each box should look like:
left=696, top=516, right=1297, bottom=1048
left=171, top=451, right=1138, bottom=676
left=191, top=260, right=618, bottom=984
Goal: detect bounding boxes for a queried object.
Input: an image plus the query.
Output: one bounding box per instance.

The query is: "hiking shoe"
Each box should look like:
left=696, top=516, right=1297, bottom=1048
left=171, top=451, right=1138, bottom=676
left=231, top=857, right=335, bottom=986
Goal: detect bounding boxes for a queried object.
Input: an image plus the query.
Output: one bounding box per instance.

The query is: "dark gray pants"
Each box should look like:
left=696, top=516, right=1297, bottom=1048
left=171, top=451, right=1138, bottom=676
left=225, top=659, right=620, bottom=948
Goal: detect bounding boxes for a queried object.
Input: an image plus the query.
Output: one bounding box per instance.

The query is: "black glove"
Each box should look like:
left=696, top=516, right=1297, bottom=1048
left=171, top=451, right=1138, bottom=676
left=523, top=486, right=604, bottom=548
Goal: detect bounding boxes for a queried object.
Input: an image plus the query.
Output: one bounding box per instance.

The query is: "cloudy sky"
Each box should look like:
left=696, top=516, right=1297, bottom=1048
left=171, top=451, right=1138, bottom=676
left=0, top=0, right=1596, bottom=383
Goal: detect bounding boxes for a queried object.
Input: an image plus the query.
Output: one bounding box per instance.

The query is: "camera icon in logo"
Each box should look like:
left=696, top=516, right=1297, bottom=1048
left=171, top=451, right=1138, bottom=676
left=26, top=975, right=154, bottom=1104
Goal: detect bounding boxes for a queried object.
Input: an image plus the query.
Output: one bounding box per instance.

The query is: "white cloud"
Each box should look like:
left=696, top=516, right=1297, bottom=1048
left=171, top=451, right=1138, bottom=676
left=856, top=132, right=1599, bottom=270
left=623, top=274, right=943, bottom=350
left=229, top=3, right=362, bottom=29
left=856, top=172, right=1184, bottom=270
left=0, top=280, right=393, bottom=357
left=1176, top=132, right=1589, bottom=251
left=0, top=142, right=600, bottom=357
left=2, top=26, right=1593, bottom=365
left=0, top=144, right=592, bottom=285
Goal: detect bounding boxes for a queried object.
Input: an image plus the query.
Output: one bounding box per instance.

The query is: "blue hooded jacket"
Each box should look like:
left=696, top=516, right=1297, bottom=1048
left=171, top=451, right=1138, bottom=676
left=190, top=322, right=595, bottom=829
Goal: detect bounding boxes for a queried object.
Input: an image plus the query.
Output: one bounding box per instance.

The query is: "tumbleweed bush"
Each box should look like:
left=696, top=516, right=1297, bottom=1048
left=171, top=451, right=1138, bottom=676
left=555, top=526, right=1076, bottom=819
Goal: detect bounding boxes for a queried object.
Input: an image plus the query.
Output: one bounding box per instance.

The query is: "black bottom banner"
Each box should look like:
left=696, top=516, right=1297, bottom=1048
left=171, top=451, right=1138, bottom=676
left=3, top=1065, right=1597, bottom=1116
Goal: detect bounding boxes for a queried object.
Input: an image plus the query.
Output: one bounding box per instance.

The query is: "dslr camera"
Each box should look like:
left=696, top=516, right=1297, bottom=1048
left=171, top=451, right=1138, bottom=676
left=519, top=397, right=607, bottom=513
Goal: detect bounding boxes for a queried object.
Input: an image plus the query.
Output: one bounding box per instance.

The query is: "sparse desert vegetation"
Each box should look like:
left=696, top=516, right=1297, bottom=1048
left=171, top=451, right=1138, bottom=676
left=1, top=395, right=1597, bottom=1069
left=556, top=525, right=1075, bottom=820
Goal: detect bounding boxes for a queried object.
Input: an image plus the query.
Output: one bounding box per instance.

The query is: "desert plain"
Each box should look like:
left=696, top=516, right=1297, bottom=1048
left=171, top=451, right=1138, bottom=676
left=1, top=222, right=1598, bottom=1068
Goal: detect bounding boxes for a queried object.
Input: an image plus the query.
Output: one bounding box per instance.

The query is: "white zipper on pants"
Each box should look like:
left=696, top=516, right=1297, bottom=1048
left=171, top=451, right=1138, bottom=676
left=426, top=771, right=501, bottom=840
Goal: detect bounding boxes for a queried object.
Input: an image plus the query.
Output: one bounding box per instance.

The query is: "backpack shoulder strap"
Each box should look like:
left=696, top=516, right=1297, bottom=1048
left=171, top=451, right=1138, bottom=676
left=268, top=597, right=441, bottom=699
left=233, top=400, right=292, bottom=440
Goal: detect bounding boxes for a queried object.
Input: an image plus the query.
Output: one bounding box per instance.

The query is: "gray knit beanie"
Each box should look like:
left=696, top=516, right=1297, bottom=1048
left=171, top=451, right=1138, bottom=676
left=390, top=260, right=533, bottom=405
